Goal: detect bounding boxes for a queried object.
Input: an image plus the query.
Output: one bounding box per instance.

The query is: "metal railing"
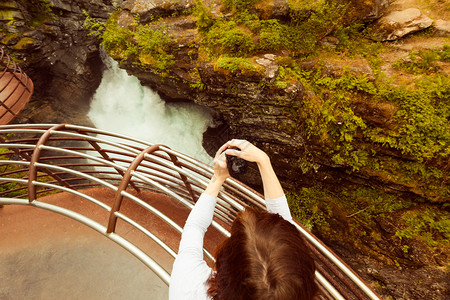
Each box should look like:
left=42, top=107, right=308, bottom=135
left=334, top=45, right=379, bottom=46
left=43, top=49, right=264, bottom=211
left=0, top=47, right=34, bottom=125
left=0, top=124, right=380, bottom=300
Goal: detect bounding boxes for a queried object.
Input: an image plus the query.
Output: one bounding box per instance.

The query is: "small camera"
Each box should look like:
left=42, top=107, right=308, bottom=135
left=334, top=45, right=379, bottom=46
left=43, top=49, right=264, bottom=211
left=225, top=146, right=247, bottom=176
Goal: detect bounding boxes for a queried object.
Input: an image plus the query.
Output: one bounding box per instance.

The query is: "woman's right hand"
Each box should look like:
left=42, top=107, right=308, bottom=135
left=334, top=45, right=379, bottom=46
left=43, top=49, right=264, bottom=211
left=219, top=139, right=269, bottom=165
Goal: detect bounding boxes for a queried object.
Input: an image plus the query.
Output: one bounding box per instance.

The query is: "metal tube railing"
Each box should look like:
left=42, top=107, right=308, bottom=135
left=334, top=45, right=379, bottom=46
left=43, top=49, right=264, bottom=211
left=0, top=47, right=34, bottom=124
left=0, top=124, right=381, bottom=299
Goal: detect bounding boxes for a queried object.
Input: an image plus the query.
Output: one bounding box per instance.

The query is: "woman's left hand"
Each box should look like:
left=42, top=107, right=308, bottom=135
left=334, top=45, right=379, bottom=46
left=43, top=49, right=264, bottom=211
left=212, top=146, right=230, bottom=182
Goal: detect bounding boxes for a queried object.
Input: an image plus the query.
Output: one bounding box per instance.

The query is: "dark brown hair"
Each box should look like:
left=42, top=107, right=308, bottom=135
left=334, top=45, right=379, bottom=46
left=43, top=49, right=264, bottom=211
left=207, top=207, right=318, bottom=300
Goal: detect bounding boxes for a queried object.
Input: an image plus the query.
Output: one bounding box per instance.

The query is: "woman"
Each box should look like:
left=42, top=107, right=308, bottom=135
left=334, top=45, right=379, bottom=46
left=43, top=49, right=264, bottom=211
left=169, top=140, right=317, bottom=300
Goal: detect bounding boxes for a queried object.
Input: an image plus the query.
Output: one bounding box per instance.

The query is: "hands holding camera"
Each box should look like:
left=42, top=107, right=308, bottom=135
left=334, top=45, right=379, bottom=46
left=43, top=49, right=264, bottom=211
left=206, top=139, right=283, bottom=200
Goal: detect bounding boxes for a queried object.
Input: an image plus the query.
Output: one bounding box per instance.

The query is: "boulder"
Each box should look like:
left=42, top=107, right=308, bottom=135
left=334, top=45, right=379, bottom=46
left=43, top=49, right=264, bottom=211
left=433, top=19, right=450, bottom=37
left=122, top=0, right=195, bottom=23
left=369, top=8, right=433, bottom=41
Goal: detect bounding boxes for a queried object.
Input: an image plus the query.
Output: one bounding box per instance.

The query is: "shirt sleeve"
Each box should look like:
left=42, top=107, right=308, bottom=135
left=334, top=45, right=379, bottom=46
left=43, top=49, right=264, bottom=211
left=169, top=193, right=216, bottom=300
left=265, top=194, right=293, bottom=222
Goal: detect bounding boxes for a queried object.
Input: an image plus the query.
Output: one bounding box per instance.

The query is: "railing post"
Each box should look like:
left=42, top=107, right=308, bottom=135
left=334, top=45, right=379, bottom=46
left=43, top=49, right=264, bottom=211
left=28, top=124, right=66, bottom=202
left=107, top=144, right=162, bottom=233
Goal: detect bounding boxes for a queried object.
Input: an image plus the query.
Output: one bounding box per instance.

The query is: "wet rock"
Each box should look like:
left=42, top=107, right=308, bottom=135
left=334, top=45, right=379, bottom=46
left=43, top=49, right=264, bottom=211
left=369, top=8, right=433, bottom=41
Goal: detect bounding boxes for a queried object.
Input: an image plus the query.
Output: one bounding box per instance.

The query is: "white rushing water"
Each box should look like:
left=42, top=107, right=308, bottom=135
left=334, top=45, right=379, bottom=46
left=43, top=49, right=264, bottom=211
left=88, top=52, right=213, bottom=163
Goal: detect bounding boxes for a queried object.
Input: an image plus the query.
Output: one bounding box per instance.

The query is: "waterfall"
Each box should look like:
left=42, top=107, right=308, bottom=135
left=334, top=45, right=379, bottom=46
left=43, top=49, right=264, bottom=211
left=88, top=51, right=213, bottom=163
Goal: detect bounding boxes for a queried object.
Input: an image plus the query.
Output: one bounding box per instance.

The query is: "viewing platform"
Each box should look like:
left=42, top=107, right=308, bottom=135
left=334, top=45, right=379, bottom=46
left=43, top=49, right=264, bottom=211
left=0, top=124, right=381, bottom=299
left=0, top=47, right=33, bottom=125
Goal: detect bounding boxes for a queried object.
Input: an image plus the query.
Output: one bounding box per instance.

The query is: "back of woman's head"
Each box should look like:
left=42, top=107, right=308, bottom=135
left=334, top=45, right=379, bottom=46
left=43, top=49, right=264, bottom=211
left=208, top=207, right=318, bottom=300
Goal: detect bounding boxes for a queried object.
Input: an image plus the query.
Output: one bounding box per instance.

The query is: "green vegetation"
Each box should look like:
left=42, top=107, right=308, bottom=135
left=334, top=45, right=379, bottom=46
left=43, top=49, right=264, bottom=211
left=271, top=59, right=449, bottom=168
left=395, top=207, right=450, bottom=247
left=192, top=0, right=213, bottom=30
left=393, top=46, right=450, bottom=74
left=84, top=11, right=175, bottom=73
left=196, top=0, right=347, bottom=58
left=83, top=10, right=105, bottom=38
left=223, top=0, right=262, bottom=11
left=286, top=188, right=329, bottom=230
left=29, top=0, right=58, bottom=27
left=204, top=20, right=255, bottom=56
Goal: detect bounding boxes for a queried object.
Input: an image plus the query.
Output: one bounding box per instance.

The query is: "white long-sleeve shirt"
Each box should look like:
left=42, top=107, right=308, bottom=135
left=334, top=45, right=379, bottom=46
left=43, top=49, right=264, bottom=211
left=168, top=193, right=292, bottom=300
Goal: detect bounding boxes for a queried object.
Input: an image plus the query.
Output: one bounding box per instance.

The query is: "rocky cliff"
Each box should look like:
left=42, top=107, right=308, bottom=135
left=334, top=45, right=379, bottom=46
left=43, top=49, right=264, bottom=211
left=0, top=0, right=114, bottom=124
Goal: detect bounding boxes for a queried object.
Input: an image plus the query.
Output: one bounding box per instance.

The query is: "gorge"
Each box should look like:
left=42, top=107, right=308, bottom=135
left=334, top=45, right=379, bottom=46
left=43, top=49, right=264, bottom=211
left=1, top=0, right=449, bottom=299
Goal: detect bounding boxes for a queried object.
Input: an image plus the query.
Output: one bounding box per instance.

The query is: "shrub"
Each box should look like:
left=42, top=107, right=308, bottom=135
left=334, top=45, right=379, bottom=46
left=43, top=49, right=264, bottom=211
left=286, top=188, right=328, bottom=230
left=193, top=0, right=213, bottom=30
left=258, top=19, right=285, bottom=51
left=87, top=11, right=175, bottom=72
left=205, top=20, right=255, bottom=57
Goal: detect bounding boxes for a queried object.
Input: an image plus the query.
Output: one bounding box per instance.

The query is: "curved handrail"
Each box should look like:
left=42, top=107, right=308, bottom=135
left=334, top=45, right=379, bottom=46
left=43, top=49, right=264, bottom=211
left=0, top=124, right=381, bottom=299
left=0, top=47, right=34, bottom=125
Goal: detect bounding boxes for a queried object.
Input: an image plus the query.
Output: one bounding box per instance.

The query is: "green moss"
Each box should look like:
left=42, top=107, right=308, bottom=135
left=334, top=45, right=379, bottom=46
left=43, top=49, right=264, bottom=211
left=11, top=37, right=34, bottom=50
left=373, top=75, right=450, bottom=160
left=195, top=1, right=348, bottom=58
left=270, top=58, right=449, bottom=200
left=101, top=12, right=135, bottom=60
left=257, top=19, right=285, bottom=51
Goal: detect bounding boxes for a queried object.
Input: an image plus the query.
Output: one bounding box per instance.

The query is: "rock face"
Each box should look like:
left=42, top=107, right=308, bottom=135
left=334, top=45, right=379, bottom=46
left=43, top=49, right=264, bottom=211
left=114, top=0, right=417, bottom=192
left=0, top=0, right=114, bottom=125
left=369, top=8, right=434, bottom=41
left=434, top=19, right=450, bottom=37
